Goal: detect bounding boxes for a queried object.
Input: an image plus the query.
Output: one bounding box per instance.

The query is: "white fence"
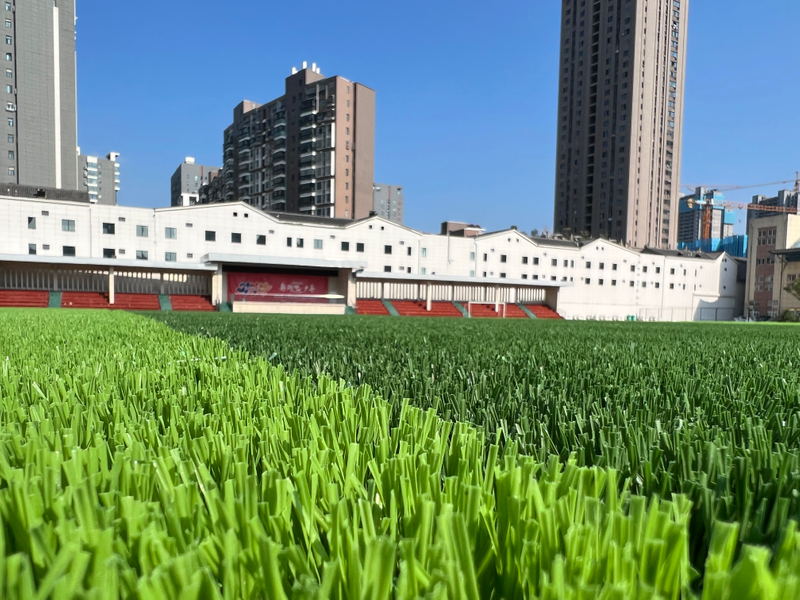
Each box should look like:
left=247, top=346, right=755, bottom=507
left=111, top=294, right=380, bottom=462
left=356, top=279, right=549, bottom=305
left=0, top=266, right=211, bottom=296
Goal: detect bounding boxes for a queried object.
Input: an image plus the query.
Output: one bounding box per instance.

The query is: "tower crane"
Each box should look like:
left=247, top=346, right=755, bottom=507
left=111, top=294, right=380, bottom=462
left=682, top=173, right=800, bottom=240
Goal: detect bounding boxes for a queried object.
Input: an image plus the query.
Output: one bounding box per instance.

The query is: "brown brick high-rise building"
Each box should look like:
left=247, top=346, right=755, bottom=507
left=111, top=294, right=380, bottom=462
left=554, top=0, right=689, bottom=249
left=202, top=63, right=375, bottom=220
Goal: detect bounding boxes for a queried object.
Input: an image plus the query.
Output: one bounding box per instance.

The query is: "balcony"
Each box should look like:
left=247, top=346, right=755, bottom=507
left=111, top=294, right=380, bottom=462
left=272, top=165, right=286, bottom=176
left=299, top=169, right=315, bottom=182
left=272, top=139, right=286, bottom=150
left=299, top=159, right=314, bottom=170
left=300, top=99, right=317, bottom=116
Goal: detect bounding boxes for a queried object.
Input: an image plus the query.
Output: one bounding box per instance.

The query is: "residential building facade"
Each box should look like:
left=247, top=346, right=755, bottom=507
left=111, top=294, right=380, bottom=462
left=79, top=152, right=119, bottom=205
left=200, top=63, right=375, bottom=220
left=3, top=0, right=79, bottom=190
left=171, top=157, right=219, bottom=207
left=0, top=195, right=743, bottom=321
left=372, top=183, right=403, bottom=224
left=678, top=187, right=733, bottom=242
left=554, top=0, right=689, bottom=249
left=745, top=213, right=800, bottom=319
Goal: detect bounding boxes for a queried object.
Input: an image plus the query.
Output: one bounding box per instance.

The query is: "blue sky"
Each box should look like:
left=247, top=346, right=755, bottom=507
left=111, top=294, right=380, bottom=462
left=77, top=0, right=800, bottom=235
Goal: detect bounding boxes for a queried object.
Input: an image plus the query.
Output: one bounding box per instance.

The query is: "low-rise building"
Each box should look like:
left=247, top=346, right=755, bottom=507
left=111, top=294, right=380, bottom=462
left=746, top=213, right=800, bottom=319
left=0, top=195, right=744, bottom=321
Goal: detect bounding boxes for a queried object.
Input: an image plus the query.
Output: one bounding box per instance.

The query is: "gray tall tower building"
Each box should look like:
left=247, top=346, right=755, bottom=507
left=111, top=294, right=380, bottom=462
left=171, top=157, right=219, bottom=207
left=79, top=152, right=119, bottom=205
left=554, top=0, right=689, bottom=249
left=3, top=0, right=79, bottom=190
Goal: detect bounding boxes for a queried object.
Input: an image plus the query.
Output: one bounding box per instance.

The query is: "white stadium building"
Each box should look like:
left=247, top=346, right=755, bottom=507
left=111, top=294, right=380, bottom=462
left=0, top=195, right=745, bottom=320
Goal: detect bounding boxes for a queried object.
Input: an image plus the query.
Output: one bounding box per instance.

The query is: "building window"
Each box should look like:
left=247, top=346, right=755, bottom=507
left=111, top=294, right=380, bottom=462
left=522, top=256, right=529, bottom=264
left=5, top=36, right=10, bottom=45
left=3, top=4, right=9, bottom=12
left=6, top=149, right=11, bottom=159
left=6, top=133, right=10, bottom=143
left=62, top=219, right=75, bottom=232
left=28, top=243, right=35, bottom=255
left=165, top=252, right=177, bottom=262
left=136, top=225, right=149, bottom=237
left=103, top=223, right=115, bottom=235
left=256, top=235, right=266, bottom=245
left=630, top=265, right=636, bottom=272
left=4, top=70, right=9, bottom=79
left=421, top=268, right=427, bottom=275
left=6, top=117, right=11, bottom=126
left=421, top=247, right=428, bottom=258
left=7, top=166, right=12, bottom=175
left=585, top=278, right=591, bottom=285
left=534, top=258, right=539, bottom=265
left=103, top=248, right=116, bottom=259
left=384, top=266, right=392, bottom=273
left=384, top=245, right=392, bottom=254
left=231, top=232, right=242, bottom=243
left=356, top=243, right=365, bottom=252
left=314, top=239, right=323, bottom=249
left=62, top=246, right=76, bottom=257
left=656, top=267, right=661, bottom=274
left=286, top=237, right=292, bottom=247
left=3, top=20, right=8, bottom=28
left=205, top=230, right=216, bottom=242
left=27, top=216, right=34, bottom=229
left=643, top=266, right=648, bottom=273
left=552, top=259, right=558, bottom=267
left=585, top=261, right=591, bottom=268
left=136, top=250, right=148, bottom=260
left=670, top=268, right=675, bottom=275
left=5, top=53, right=10, bottom=62
left=341, top=241, right=350, bottom=251
left=165, top=227, right=177, bottom=239
left=296, top=238, right=304, bottom=248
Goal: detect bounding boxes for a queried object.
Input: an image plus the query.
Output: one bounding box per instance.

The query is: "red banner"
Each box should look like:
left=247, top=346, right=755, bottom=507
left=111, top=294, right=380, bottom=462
left=227, top=273, right=329, bottom=303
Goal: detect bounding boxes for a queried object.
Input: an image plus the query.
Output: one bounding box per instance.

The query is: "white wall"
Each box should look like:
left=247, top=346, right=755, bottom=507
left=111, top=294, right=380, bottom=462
left=0, top=197, right=742, bottom=321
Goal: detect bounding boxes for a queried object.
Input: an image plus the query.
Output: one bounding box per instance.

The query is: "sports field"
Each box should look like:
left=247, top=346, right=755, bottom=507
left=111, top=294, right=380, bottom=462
left=0, top=310, right=797, bottom=598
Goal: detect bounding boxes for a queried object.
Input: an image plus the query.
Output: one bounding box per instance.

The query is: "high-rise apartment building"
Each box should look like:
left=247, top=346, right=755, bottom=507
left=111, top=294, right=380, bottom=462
left=79, top=152, right=119, bottom=205
left=3, top=0, right=79, bottom=190
left=372, top=183, right=404, bottom=224
left=554, top=0, right=689, bottom=249
left=200, top=63, right=376, bottom=219
left=171, top=157, right=219, bottom=207
left=678, top=187, right=733, bottom=244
